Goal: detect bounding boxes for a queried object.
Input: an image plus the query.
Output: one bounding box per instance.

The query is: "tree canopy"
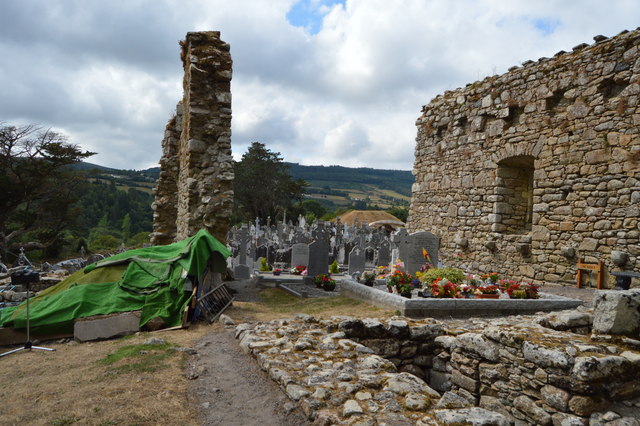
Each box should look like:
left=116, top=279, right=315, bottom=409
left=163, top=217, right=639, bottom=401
left=233, top=142, right=307, bottom=223
left=0, top=123, right=94, bottom=256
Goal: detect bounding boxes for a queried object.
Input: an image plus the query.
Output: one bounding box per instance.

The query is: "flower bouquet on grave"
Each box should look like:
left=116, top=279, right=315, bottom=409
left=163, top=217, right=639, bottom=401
left=458, top=283, right=476, bottom=298
left=481, top=272, right=500, bottom=284
left=291, top=265, right=306, bottom=275
left=499, top=279, right=519, bottom=293
left=398, top=282, right=414, bottom=298
left=272, top=268, right=282, bottom=276
left=386, top=269, right=413, bottom=294
left=430, top=278, right=460, bottom=298
left=507, top=282, right=539, bottom=299
left=475, top=285, right=500, bottom=299
left=314, top=274, right=336, bottom=291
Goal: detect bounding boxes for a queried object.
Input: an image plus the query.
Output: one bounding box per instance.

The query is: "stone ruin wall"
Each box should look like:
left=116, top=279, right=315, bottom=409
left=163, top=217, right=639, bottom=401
left=152, top=31, right=234, bottom=245
left=408, top=28, right=640, bottom=287
left=237, top=313, right=640, bottom=424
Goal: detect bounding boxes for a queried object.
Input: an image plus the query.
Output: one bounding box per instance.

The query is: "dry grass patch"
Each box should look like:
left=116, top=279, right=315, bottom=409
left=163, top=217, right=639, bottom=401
left=0, top=325, right=213, bottom=425
left=0, top=287, right=391, bottom=424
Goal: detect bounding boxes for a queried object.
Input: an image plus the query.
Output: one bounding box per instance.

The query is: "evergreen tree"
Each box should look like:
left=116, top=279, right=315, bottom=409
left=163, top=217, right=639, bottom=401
left=233, top=142, right=307, bottom=222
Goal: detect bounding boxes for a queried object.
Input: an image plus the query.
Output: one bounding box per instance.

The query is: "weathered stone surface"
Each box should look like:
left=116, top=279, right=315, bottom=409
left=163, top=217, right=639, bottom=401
left=541, top=384, right=570, bottom=411
left=523, top=341, right=571, bottom=368
left=514, top=395, right=552, bottom=425
left=152, top=31, right=233, bottom=244
left=235, top=315, right=640, bottom=424
left=592, top=290, right=640, bottom=337
left=432, top=407, right=511, bottom=425
left=407, top=27, right=640, bottom=288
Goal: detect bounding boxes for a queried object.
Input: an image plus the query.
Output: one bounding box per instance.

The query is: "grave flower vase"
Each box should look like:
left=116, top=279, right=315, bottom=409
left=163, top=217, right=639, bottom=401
left=323, top=283, right=335, bottom=292
left=401, top=291, right=412, bottom=299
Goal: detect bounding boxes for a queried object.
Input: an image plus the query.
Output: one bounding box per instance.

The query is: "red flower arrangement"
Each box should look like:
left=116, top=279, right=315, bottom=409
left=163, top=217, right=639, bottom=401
left=431, top=279, right=460, bottom=298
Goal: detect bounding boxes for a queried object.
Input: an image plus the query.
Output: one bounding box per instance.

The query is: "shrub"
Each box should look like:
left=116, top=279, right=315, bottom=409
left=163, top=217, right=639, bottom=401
left=419, top=267, right=466, bottom=285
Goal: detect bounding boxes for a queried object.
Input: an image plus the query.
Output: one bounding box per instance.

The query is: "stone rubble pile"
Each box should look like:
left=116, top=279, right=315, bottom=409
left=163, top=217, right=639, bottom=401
left=236, top=313, right=640, bottom=425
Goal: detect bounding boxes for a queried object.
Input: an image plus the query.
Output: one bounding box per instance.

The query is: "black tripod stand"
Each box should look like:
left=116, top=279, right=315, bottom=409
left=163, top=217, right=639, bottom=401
left=0, top=269, right=55, bottom=357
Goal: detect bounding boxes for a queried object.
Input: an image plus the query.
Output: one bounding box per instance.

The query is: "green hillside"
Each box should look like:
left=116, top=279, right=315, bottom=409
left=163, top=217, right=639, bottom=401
left=80, top=162, right=413, bottom=209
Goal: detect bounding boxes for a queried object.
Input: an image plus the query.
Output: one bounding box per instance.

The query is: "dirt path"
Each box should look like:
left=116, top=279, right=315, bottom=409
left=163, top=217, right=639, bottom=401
left=187, top=323, right=309, bottom=426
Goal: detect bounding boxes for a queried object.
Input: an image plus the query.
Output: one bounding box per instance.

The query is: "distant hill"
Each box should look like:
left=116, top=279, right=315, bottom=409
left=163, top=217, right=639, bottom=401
left=74, top=161, right=414, bottom=210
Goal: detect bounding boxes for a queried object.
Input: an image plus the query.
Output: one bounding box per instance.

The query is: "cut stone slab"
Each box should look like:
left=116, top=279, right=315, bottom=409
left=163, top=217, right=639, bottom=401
left=74, top=311, right=141, bottom=342
left=592, top=290, right=640, bottom=337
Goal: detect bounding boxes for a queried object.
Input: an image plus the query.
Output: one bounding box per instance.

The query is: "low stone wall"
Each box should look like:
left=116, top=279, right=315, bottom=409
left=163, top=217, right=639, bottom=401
left=341, top=278, right=583, bottom=317
left=236, top=314, right=640, bottom=425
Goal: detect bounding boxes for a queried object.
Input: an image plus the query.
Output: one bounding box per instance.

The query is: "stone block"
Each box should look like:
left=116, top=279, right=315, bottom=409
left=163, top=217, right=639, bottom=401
left=74, top=311, right=141, bottom=342
left=429, top=370, right=452, bottom=393
left=451, top=370, right=479, bottom=393
left=592, top=290, right=640, bottom=337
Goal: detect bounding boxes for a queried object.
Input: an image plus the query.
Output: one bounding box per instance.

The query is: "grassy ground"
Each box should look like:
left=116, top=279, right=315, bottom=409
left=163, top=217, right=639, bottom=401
left=0, top=288, right=391, bottom=425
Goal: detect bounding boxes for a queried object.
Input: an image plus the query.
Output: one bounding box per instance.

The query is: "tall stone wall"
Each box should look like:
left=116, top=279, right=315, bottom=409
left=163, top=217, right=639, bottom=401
left=152, top=32, right=234, bottom=245
left=408, top=29, right=640, bottom=286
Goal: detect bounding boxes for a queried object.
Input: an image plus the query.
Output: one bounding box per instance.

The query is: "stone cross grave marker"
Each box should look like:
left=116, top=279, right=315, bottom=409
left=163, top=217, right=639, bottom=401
left=234, top=224, right=251, bottom=279
left=377, top=239, right=391, bottom=266
left=306, top=221, right=329, bottom=279
left=348, top=245, right=366, bottom=276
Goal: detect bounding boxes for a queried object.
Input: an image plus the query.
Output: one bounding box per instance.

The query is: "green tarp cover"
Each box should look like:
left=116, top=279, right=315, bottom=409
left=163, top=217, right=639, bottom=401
left=0, top=229, right=230, bottom=335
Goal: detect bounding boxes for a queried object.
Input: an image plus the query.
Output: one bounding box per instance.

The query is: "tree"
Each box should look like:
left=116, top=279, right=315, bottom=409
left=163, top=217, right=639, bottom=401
left=300, top=199, right=327, bottom=222
left=0, top=123, right=94, bottom=255
left=233, top=142, right=307, bottom=222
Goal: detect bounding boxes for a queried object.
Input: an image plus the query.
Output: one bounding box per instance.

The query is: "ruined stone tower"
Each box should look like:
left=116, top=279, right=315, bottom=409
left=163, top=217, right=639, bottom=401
left=151, top=32, right=234, bottom=245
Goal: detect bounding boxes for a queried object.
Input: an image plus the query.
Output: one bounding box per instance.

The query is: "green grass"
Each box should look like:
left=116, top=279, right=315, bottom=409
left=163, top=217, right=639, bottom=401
left=258, top=288, right=376, bottom=315
left=97, top=342, right=177, bottom=375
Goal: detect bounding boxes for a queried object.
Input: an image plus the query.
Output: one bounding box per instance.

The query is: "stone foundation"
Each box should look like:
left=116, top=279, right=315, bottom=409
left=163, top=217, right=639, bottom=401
left=152, top=31, right=234, bottom=245
left=236, top=313, right=640, bottom=424
left=408, top=28, right=640, bottom=287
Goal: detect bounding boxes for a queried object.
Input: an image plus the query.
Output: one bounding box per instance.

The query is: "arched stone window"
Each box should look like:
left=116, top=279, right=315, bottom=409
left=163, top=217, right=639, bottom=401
left=491, top=155, right=534, bottom=234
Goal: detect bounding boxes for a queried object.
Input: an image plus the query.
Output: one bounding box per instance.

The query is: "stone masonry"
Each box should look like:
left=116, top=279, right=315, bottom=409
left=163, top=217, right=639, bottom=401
left=236, top=313, right=640, bottom=424
left=152, top=32, right=234, bottom=245
left=408, top=29, right=640, bottom=287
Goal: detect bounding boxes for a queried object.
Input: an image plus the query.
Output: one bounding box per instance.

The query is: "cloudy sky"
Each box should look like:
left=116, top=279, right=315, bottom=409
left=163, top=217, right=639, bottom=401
left=1, top=0, right=638, bottom=171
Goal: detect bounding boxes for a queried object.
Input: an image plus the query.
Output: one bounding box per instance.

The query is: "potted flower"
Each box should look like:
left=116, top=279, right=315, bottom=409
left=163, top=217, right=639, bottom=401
left=314, top=274, right=336, bottom=291
left=431, top=278, right=460, bottom=298
left=387, top=270, right=413, bottom=294
left=398, top=282, right=414, bottom=298
left=481, top=272, right=500, bottom=284
left=475, top=285, right=500, bottom=299
left=458, top=283, right=475, bottom=298
left=499, top=279, right=519, bottom=293
left=361, top=271, right=376, bottom=287
left=273, top=268, right=282, bottom=276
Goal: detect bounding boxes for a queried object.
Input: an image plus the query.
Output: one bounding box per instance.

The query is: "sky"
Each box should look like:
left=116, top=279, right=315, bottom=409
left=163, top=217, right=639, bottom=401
left=1, top=0, right=639, bottom=171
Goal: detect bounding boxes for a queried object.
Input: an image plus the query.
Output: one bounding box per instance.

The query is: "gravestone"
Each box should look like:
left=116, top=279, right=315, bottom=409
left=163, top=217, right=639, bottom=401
left=337, top=245, right=346, bottom=264
left=256, top=244, right=268, bottom=261
left=400, top=230, right=440, bottom=276
left=348, top=245, right=366, bottom=275
left=365, top=246, right=375, bottom=267
left=291, top=243, right=310, bottom=268
left=306, top=221, right=330, bottom=279
left=377, top=239, right=391, bottom=266
left=234, top=225, right=251, bottom=279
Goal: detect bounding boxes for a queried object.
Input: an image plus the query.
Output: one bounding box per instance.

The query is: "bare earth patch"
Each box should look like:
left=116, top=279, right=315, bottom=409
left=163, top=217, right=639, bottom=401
left=0, top=286, right=391, bottom=425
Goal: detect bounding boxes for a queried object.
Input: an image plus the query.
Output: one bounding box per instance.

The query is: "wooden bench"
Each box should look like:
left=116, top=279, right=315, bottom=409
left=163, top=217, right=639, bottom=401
left=576, top=258, right=604, bottom=289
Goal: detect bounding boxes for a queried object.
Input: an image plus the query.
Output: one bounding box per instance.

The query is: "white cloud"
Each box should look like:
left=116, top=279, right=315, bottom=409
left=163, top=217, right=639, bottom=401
left=1, top=0, right=639, bottom=170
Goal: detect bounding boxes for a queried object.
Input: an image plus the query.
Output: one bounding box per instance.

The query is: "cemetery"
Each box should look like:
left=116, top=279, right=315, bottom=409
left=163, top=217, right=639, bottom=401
left=1, top=27, right=639, bottom=425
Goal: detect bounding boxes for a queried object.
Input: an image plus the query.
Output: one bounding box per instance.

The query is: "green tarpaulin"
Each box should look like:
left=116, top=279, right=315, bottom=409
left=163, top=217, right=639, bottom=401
left=0, top=229, right=230, bottom=335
